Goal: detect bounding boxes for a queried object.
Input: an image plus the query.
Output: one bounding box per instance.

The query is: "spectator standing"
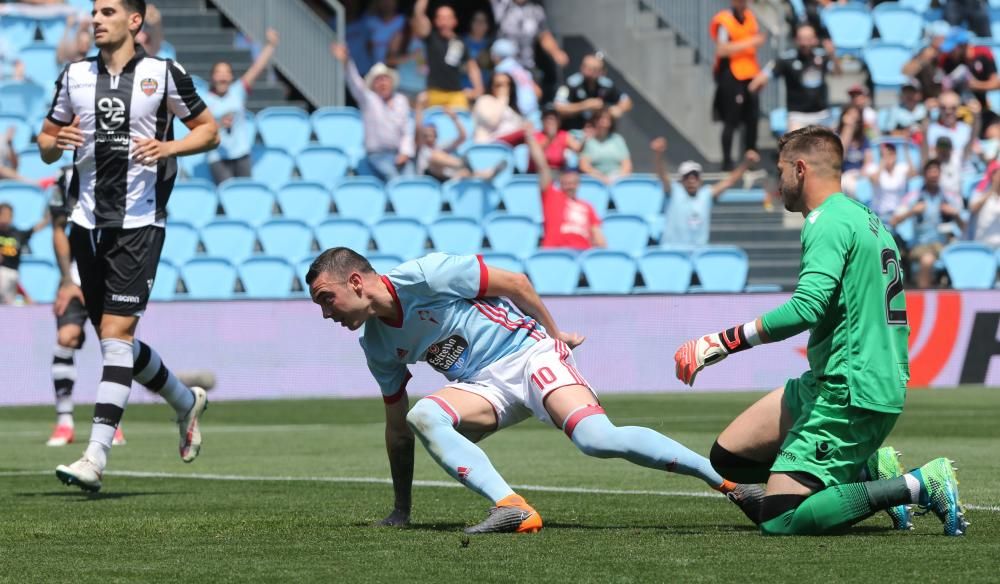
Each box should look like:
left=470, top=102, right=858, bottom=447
left=365, top=0, right=406, bottom=69
left=944, top=0, right=991, bottom=38
left=847, top=84, right=878, bottom=137
left=524, top=123, right=605, bottom=250
left=925, top=92, right=979, bottom=198
left=386, top=20, right=427, bottom=102
left=342, top=0, right=373, bottom=76
left=412, top=0, right=483, bottom=109
left=970, top=161, right=1000, bottom=248
left=331, top=43, right=415, bottom=182
left=0, top=202, right=46, bottom=305
left=653, top=137, right=758, bottom=246
left=864, top=142, right=918, bottom=225
left=464, top=9, right=494, bottom=90
left=749, top=24, right=838, bottom=131
left=491, top=39, right=540, bottom=117
left=490, top=0, right=568, bottom=102
left=711, top=0, right=764, bottom=170
left=902, top=22, right=950, bottom=104
left=471, top=72, right=524, bottom=143
left=203, top=28, right=279, bottom=185
left=838, top=106, right=872, bottom=198
left=891, top=160, right=966, bottom=288
left=554, top=53, right=632, bottom=131
left=579, top=108, right=632, bottom=184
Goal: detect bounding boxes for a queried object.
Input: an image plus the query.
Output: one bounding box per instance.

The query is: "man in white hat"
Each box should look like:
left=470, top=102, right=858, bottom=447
left=331, top=43, right=415, bottom=181
left=652, top=137, right=759, bottom=246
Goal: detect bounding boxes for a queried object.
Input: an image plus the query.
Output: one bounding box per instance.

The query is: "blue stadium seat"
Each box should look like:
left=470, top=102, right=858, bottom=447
left=258, top=219, right=315, bottom=260
left=200, top=220, right=257, bottom=264
left=610, top=175, right=665, bottom=218
left=872, top=3, right=925, bottom=48
left=525, top=251, right=580, bottom=295
left=638, top=249, right=692, bottom=293
left=899, top=0, right=931, bottom=11
left=296, top=146, right=350, bottom=189
left=19, top=43, right=59, bottom=87
left=575, top=176, right=610, bottom=218
left=150, top=260, right=179, bottom=301
left=855, top=177, right=874, bottom=205
left=0, top=82, right=46, bottom=119
left=428, top=217, right=483, bottom=255
left=821, top=4, right=874, bottom=55
left=581, top=250, right=637, bottom=294
left=16, top=148, right=62, bottom=181
left=256, top=107, right=313, bottom=156
left=769, top=108, right=788, bottom=137
left=500, top=176, right=544, bottom=223
left=367, top=253, right=404, bottom=274
left=387, top=177, right=443, bottom=224
left=181, top=257, right=237, bottom=300
left=863, top=43, right=912, bottom=89
left=276, top=182, right=331, bottom=227
left=464, top=144, right=515, bottom=186
left=717, top=188, right=767, bottom=203
left=601, top=214, right=651, bottom=257
left=25, top=225, right=53, bottom=261
left=251, top=146, right=296, bottom=191
left=693, top=246, right=749, bottom=292
left=513, top=143, right=530, bottom=173
left=312, top=107, right=365, bottom=166
left=480, top=252, right=524, bottom=274
left=167, top=180, right=218, bottom=228
left=372, top=217, right=428, bottom=259
left=173, top=118, right=213, bottom=182
left=0, top=114, right=33, bottom=152
left=161, top=221, right=201, bottom=265
left=218, top=179, right=276, bottom=227
left=332, top=176, right=386, bottom=225
left=442, top=179, right=499, bottom=221
left=484, top=213, right=540, bottom=260
left=423, top=107, right=473, bottom=150
left=239, top=257, right=297, bottom=299
left=0, top=183, right=46, bottom=229
left=18, top=258, right=58, bottom=303
left=296, top=257, right=314, bottom=288
left=314, top=218, right=370, bottom=253
left=0, top=15, right=37, bottom=52
left=941, top=243, right=997, bottom=289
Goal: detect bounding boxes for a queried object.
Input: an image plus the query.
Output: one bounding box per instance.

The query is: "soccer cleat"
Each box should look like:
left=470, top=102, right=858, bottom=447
left=112, top=426, right=126, bottom=446
left=464, top=494, right=543, bottom=534
left=46, top=425, right=75, bottom=447
left=178, top=386, right=208, bottom=463
left=866, top=446, right=912, bottom=530
left=726, top=483, right=766, bottom=525
left=177, top=370, right=217, bottom=391
left=55, top=456, right=103, bottom=492
left=913, top=458, right=968, bottom=536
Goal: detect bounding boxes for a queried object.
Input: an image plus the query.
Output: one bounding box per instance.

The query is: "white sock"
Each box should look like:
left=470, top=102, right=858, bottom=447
left=84, top=338, right=133, bottom=470
left=132, top=340, right=195, bottom=416
left=57, top=412, right=74, bottom=427
left=904, top=473, right=922, bottom=504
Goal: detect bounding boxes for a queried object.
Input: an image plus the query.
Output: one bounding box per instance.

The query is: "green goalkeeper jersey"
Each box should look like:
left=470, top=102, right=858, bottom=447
left=762, top=193, right=910, bottom=413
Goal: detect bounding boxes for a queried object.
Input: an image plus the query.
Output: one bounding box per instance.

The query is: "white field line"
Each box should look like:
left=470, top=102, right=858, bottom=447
left=0, top=470, right=996, bottom=512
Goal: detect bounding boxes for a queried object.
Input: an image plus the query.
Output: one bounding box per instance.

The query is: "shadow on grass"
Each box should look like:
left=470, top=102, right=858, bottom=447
left=15, top=491, right=170, bottom=501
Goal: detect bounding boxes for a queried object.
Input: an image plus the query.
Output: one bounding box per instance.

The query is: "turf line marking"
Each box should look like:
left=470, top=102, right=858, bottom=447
left=2, top=470, right=997, bottom=512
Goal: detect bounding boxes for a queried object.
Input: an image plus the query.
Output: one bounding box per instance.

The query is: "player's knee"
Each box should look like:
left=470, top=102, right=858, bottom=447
left=569, top=414, right=623, bottom=459
left=406, top=399, right=452, bottom=436
left=57, top=326, right=83, bottom=349
left=710, top=441, right=773, bottom=484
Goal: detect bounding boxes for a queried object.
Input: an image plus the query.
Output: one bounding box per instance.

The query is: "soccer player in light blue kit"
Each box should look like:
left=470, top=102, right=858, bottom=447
left=307, top=247, right=762, bottom=534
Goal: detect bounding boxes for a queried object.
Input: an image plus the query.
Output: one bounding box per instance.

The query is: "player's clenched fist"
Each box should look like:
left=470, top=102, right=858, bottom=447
left=674, top=333, right=731, bottom=386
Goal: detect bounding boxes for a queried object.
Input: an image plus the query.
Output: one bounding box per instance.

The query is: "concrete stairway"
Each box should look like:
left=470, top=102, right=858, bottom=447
left=710, top=201, right=801, bottom=289
left=155, top=0, right=305, bottom=111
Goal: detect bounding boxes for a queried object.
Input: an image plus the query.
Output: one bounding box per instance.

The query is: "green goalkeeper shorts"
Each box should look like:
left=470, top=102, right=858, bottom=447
left=771, top=371, right=900, bottom=488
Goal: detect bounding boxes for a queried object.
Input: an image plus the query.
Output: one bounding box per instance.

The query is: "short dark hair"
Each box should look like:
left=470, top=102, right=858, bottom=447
left=0, top=202, right=12, bottom=214
left=112, top=0, right=146, bottom=31
left=305, top=247, right=374, bottom=286
left=777, top=125, right=844, bottom=176
left=923, top=159, right=942, bottom=174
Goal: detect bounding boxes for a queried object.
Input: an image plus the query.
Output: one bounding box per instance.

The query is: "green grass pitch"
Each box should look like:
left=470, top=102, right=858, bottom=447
left=2, top=387, right=997, bottom=583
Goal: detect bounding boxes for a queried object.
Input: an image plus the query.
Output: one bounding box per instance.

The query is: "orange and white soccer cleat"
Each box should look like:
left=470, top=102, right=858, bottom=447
left=464, top=494, right=543, bottom=534
left=46, top=425, right=75, bottom=447
left=112, top=426, right=126, bottom=446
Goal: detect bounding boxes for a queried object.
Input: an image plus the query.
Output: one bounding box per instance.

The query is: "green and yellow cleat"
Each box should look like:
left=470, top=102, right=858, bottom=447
left=866, top=446, right=912, bottom=530
left=913, top=458, right=968, bottom=536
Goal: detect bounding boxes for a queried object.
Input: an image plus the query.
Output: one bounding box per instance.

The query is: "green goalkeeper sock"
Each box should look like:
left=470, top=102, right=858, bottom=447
left=760, top=478, right=911, bottom=535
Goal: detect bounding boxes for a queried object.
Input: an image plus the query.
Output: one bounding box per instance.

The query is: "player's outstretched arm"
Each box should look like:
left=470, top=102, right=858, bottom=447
left=378, top=396, right=414, bottom=527
left=484, top=265, right=585, bottom=348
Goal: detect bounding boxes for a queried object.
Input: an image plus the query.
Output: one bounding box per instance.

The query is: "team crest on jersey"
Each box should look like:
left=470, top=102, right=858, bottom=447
left=140, top=78, right=158, bottom=96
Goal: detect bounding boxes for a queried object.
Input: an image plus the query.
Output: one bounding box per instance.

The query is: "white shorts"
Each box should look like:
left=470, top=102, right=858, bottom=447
left=446, top=337, right=595, bottom=430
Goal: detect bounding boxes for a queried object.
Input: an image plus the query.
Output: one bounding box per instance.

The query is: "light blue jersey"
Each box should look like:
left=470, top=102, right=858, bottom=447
left=360, top=253, right=547, bottom=401
left=664, top=185, right=713, bottom=246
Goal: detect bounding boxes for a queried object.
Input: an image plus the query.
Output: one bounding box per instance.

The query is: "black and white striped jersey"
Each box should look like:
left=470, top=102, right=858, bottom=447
left=46, top=45, right=206, bottom=230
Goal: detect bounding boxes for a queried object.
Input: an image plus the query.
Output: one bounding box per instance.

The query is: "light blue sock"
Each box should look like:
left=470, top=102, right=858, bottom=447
left=406, top=398, right=516, bottom=503
left=570, top=413, right=727, bottom=489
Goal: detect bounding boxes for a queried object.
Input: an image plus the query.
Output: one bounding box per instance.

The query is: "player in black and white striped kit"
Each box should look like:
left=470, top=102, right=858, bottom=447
left=38, top=0, right=220, bottom=492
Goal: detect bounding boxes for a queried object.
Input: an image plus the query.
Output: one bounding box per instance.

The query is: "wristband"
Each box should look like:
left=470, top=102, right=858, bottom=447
left=719, top=320, right=760, bottom=354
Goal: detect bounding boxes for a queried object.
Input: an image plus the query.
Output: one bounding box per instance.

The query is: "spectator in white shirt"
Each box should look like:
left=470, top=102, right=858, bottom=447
left=970, top=161, right=1000, bottom=248
left=924, top=92, right=979, bottom=198
left=331, top=43, right=415, bottom=182
left=863, top=142, right=918, bottom=224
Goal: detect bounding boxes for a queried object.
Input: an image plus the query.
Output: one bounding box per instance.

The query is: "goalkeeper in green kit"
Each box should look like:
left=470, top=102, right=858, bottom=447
left=673, top=126, right=967, bottom=536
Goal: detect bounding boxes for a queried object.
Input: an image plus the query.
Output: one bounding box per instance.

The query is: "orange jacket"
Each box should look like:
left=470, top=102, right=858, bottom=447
left=710, top=9, right=761, bottom=81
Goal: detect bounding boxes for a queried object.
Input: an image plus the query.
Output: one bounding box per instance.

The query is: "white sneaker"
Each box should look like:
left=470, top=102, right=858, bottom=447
left=55, top=456, right=103, bottom=492
left=178, top=386, right=208, bottom=463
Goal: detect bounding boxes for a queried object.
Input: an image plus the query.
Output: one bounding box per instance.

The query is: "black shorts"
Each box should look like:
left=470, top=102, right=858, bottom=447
left=69, top=224, right=165, bottom=326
